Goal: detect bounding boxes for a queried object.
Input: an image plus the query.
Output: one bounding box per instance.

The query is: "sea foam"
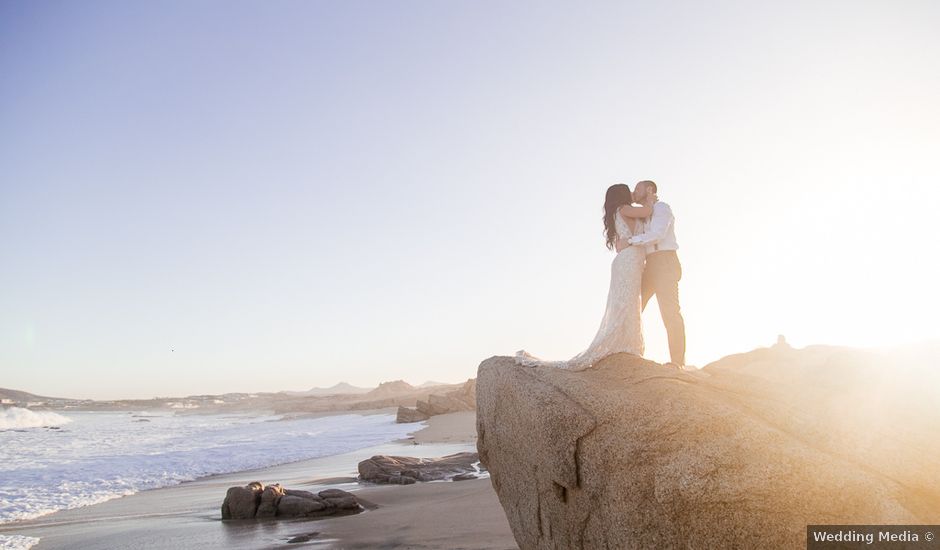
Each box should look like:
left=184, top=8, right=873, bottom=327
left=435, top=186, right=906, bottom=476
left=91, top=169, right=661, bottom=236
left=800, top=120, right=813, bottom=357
left=0, top=410, right=419, bottom=524
left=0, top=407, right=72, bottom=431
left=0, top=534, right=40, bottom=550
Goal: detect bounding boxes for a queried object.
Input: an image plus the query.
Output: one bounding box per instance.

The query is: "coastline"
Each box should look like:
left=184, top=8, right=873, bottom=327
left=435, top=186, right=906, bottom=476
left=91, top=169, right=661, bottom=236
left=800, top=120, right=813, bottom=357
left=0, top=408, right=517, bottom=550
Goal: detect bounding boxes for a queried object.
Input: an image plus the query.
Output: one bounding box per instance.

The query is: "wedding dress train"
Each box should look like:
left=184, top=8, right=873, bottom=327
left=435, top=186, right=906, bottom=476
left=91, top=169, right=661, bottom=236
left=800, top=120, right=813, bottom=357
left=515, top=213, right=645, bottom=370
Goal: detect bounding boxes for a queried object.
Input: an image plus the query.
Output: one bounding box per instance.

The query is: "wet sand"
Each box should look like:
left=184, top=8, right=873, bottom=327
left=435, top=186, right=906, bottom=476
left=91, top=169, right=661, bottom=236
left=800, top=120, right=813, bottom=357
left=0, top=410, right=517, bottom=549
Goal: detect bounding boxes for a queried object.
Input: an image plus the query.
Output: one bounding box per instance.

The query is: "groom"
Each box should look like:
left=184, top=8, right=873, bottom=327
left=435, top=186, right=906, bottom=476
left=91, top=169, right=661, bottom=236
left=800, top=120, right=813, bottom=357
left=616, top=180, right=686, bottom=368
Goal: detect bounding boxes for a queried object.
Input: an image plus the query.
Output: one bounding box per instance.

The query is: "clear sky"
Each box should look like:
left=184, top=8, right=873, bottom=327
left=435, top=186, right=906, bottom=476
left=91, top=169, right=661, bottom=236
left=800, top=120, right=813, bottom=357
left=2, top=1, right=938, bottom=400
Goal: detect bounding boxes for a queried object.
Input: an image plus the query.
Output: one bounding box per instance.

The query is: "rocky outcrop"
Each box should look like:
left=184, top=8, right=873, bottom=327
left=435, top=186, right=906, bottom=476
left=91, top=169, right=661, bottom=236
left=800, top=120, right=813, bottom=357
left=358, top=452, right=484, bottom=484
left=417, top=378, right=476, bottom=416
left=397, top=378, right=476, bottom=423
left=476, top=347, right=940, bottom=549
left=396, top=405, right=430, bottom=423
left=221, top=482, right=361, bottom=520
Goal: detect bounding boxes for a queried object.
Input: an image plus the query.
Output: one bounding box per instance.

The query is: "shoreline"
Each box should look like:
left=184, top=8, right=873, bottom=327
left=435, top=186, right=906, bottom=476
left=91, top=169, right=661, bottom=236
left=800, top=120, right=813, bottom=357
left=1, top=409, right=516, bottom=549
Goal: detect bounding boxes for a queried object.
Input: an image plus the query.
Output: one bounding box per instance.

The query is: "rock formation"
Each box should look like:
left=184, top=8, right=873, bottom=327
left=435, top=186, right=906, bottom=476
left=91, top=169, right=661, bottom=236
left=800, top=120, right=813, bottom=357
left=476, top=346, right=940, bottom=549
left=358, top=451, right=483, bottom=484
left=397, top=378, right=476, bottom=423
left=396, top=405, right=430, bottom=423
left=221, top=483, right=361, bottom=520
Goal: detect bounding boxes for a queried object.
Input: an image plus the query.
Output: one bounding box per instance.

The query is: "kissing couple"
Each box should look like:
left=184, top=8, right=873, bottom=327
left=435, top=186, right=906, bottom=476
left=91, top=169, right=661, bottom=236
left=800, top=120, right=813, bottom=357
left=516, top=180, right=687, bottom=371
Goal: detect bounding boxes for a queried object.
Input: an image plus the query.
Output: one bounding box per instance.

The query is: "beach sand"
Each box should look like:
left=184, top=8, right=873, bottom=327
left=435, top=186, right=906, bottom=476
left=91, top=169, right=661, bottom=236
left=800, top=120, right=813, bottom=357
left=402, top=410, right=478, bottom=445
left=0, top=409, right=517, bottom=549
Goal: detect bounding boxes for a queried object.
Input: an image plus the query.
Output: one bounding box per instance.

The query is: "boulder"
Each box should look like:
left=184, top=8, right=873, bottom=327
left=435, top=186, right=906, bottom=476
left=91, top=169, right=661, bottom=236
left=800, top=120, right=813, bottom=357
left=255, top=483, right=285, bottom=518
left=396, top=405, right=430, bottom=423
left=221, top=483, right=360, bottom=520
left=476, top=347, right=940, bottom=549
left=317, top=488, right=352, bottom=498
left=220, top=481, right=264, bottom=519
left=321, top=489, right=359, bottom=510
left=277, top=495, right=329, bottom=516
left=284, top=488, right=318, bottom=499
left=358, top=452, right=482, bottom=484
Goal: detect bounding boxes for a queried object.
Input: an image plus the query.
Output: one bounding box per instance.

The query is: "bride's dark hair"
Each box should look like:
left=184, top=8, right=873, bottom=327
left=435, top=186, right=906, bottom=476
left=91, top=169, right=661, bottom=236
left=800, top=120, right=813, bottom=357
left=603, top=183, right=633, bottom=250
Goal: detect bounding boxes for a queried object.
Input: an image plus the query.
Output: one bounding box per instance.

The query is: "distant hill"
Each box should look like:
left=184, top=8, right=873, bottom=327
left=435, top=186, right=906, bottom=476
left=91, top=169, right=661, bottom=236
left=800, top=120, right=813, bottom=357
left=365, top=380, right=415, bottom=398
left=282, top=382, right=372, bottom=397
left=417, top=380, right=450, bottom=388
left=0, top=387, right=72, bottom=403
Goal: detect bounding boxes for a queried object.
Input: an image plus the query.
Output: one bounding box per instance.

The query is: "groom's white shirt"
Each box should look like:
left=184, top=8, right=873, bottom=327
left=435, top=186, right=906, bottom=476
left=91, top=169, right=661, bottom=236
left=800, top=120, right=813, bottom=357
left=627, top=201, right=679, bottom=254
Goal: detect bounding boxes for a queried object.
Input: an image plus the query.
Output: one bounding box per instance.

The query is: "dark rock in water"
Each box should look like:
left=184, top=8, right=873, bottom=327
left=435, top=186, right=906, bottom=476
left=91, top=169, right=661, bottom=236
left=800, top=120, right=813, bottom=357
left=316, top=488, right=349, bottom=499
left=358, top=451, right=480, bottom=484
left=476, top=347, right=940, bottom=549
left=286, top=531, right=320, bottom=544
left=220, top=481, right=264, bottom=519
left=324, top=494, right=359, bottom=510
left=307, top=487, right=360, bottom=510
left=387, top=474, right=417, bottom=485
left=283, top=489, right=318, bottom=499
left=277, top=495, right=329, bottom=516
left=255, top=483, right=285, bottom=518
left=452, top=473, right=477, bottom=481
left=221, top=483, right=360, bottom=520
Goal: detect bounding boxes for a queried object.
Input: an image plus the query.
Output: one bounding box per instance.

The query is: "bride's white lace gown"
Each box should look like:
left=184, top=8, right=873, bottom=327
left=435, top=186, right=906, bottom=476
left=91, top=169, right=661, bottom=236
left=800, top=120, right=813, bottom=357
left=515, top=212, right=645, bottom=370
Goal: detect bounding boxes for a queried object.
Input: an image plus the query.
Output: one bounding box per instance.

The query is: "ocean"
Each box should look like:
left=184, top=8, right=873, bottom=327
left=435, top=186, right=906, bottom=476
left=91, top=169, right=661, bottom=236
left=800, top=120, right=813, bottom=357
left=0, top=407, right=419, bottom=549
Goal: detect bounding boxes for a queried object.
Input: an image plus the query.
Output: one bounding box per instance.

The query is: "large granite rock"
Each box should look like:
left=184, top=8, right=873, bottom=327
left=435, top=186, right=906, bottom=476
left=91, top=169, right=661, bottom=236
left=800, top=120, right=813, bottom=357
left=476, top=346, right=940, bottom=549
left=221, top=483, right=361, bottom=520
left=358, top=451, right=483, bottom=484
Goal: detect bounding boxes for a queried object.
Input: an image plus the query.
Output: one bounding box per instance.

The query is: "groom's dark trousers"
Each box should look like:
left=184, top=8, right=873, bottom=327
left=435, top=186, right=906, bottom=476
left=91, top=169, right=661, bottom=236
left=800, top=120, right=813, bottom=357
left=641, top=250, right=686, bottom=366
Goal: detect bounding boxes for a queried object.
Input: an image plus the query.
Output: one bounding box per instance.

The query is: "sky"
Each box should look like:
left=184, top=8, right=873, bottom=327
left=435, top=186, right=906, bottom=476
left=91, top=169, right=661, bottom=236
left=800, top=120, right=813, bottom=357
left=2, top=0, right=939, bottom=400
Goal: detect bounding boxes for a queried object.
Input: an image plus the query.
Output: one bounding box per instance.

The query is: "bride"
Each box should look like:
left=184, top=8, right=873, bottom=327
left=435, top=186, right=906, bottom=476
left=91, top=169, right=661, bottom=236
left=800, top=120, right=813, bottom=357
left=515, top=183, right=653, bottom=370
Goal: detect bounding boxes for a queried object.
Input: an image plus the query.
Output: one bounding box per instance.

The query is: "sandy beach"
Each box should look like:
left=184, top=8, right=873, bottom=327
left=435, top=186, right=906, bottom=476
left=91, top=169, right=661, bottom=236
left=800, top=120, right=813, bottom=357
left=0, top=409, right=517, bottom=550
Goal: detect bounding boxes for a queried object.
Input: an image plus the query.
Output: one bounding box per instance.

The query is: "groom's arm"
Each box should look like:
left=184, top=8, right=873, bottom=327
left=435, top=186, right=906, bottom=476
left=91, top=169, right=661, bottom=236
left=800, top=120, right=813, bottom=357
left=627, top=202, right=673, bottom=246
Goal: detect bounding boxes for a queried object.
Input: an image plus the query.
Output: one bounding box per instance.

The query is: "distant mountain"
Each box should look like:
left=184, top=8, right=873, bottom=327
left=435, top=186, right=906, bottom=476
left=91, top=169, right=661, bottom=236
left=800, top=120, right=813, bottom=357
left=365, top=380, right=416, bottom=398
left=1, top=388, right=94, bottom=410
left=283, top=382, right=372, bottom=397
left=417, top=380, right=450, bottom=388
left=0, top=387, right=73, bottom=403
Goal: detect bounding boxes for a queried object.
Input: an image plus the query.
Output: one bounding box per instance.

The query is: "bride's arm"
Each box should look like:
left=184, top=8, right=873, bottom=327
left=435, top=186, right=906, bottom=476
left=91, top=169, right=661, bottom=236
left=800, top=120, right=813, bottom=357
left=628, top=202, right=672, bottom=246
left=616, top=199, right=656, bottom=250
left=618, top=204, right=653, bottom=219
